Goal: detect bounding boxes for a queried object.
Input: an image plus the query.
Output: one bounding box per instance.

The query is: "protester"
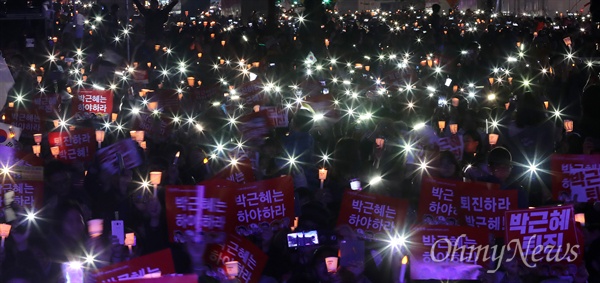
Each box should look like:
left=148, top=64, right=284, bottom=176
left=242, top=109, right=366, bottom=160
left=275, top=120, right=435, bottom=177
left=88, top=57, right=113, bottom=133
left=0, top=3, right=598, bottom=283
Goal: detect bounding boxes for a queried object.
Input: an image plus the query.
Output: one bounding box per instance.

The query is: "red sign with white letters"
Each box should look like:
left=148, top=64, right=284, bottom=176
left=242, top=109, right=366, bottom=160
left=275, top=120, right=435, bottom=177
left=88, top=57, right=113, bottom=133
left=409, top=225, right=491, bottom=280
left=551, top=154, right=600, bottom=202
left=165, top=180, right=236, bottom=242
left=238, top=79, right=267, bottom=106
left=4, top=107, right=45, bottom=137
left=117, top=274, right=198, bottom=283
left=92, top=249, right=176, bottom=282
left=232, top=176, right=294, bottom=235
left=505, top=205, right=582, bottom=264
left=47, top=128, right=96, bottom=163
left=72, top=89, right=113, bottom=115
left=205, top=233, right=268, bottom=283
left=0, top=147, right=44, bottom=210
left=456, top=186, right=517, bottom=238
left=31, top=92, right=61, bottom=116
left=337, top=190, right=408, bottom=240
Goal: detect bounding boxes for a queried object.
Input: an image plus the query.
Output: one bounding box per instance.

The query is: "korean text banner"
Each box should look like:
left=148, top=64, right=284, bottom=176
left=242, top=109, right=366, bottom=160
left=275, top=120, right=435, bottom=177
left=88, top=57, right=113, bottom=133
left=205, top=233, right=268, bottom=283
left=337, top=190, right=408, bottom=240
left=232, top=176, right=294, bottom=235
left=211, top=156, right=256, bottom=184
left=73, top=89, right=113, bottom=115
left=551, top=154, right=600, bottom=202
left=165, top=179, right=236, bottom=242
left=0, top=146, right=44, bottom=210
left=93, top=249, right=175, bottom=282
left=409, top=225, right=490, bottom=280
left=48, top=128, right=96, bottom=163
left=504, top=205, right=582, bottom=264
left=455, top=184, right=516, bottom=238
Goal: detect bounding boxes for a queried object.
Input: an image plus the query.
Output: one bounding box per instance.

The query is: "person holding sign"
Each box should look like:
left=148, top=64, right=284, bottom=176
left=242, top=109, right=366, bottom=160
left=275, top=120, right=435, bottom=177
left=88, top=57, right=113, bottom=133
left=477, top=147, right=529, bottom=208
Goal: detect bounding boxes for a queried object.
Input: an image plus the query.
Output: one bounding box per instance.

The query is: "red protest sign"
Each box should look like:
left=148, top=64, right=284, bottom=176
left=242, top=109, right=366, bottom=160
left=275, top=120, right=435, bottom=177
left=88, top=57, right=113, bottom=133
left=93, top=249, right=176, bottom=282
left=0, top=147, right=44, bottom=210
left=239, top=79, right=268, bottom=106
left=418, top=177, right=461, bottom=225
left=3, top=107, right=45, bottom=137
left=73, top=89, right=113, bottom=115
left=232, top=176, right=294, bottom=235
left=337, top=190, right=408, bottom=240
left=191, top=85, right=220, bottom=104
left=551, top=154, right=600, bottom=202
left=409, top=225, right=491, bottom=280
left=262, top=106, right=289, bottom=128
left=211, top=156, right=256, bottom=183
left=456, top=185, right=517, bottom=238
left=205, top=233, right=268, bottom=283
left=165, top=180, right=236, bottom=242
left=505, top=205, right=582, bottom=264
left=96, top=139, right=143, bottom=175
left=47, top=128, right=96, bottom=163
left=114, top=274, right=198, bottom=283
left=31, top=92, right=61, bottom=116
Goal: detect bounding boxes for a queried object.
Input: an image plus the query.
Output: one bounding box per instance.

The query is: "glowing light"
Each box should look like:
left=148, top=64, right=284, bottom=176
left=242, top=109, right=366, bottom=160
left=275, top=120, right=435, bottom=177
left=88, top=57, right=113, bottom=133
left=413, top=122, right=425, bottom=130
left=26, top=211, right=37, bottom=221
left=369, top=176, right=382, bottom=185
left=131, top=107, right=140, bottom=114
left=313, top=113, right=325, bottom=121
left=487, top=94, right=496, bottom=100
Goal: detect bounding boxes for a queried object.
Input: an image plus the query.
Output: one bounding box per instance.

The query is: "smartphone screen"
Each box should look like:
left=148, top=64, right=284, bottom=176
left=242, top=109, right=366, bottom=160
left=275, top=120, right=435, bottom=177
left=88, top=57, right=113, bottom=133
left=350, top=179, right=362, bottom=191
left=287, top=230, right=319, bottom=247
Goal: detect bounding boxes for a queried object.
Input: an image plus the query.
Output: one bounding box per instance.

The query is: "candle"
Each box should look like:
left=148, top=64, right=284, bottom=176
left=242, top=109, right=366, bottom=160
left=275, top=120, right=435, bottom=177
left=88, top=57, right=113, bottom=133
left=125, top=232, right=136, bottom=255
left=253, top=105, right=260, bottom=112
left=53, top=119, right=59, bottom=128
left=0, top=223, right=11, bottom=248
left=575, top=213, right=585, bottom=225
left=135, top=131, right=145, bottom=143
left=221, top=40, right=226, bottom=47
left=155, top=44, right=160, bottom=52
left=8, top=102, right=14, bottom=108
left=325, top=39, right=330, bottom=47
left=452, top=85, right=458, bottom=93
left=50, top=146, right=60, bottom=158
left=87, top=219, right=103, bottom=238
left=173, top=151, right=180, bottom=165
left=32, top=145, right=41, bottom=157
left=489, top=133, right=499, bottom=146
left=505, top=102, right=510, bottom=110
left=37, top=75, right=42, bottom=84
left=508, top=77, right=513, bottom=84
left=365, top=65, right=370, bottom=72
left=150, top=171, right=162, bottom=197
left=197, top=52, right=203, bottom=58
left=187, top=77, right=195, bottom=87
left=438, top=120, right=446, bottom=131
left=130, top=131, right=137, bottom=140
left=140, top=141, right=147, bottom=150
left=111, top=113, right=118, bottom=122
left=34, top=133, right=42, bottom=144
left=147, top=101, right=158, bottom=111
left=95, top=130, right=105, bottom=148
left=449, top=124, right=458, bottom=135
left=375, top=138, right=385, bottom=149
left=325, top=257, right=338, bottom=273
left=564, top=120, right=574, bottom=133
left=488, top=77, right=494, bottom=85
left=399, top=256, right=408, bottom=283
left=544, top=100, right=549, bottom=110
left=225, top=261, right=239, bottom=279
left=319, top=168, right=328, bottom=189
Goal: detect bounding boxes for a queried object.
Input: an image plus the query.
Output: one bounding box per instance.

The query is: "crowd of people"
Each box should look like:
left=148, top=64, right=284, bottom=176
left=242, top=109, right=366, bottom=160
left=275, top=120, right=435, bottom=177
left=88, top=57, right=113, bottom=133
left=1, top=0, right=600, bottom=282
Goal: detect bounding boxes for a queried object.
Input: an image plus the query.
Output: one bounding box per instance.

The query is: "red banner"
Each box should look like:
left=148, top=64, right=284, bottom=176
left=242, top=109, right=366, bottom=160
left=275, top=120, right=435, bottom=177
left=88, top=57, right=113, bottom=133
left=239, top=80, right=267, bottom=106
left=337, top=190, right=408, bottom=240
left=505, top=205, right=582, bottom=264
left=232, top=176, right=294, bottom=235
left=165, top=180, right=236, bottom=242
left=418, top=177, right=461, bottom=225
left=4, top=107, right=45, bottom=136
left=31, top=92, right=61, bottom=116
left=93, top=249, right=176, bottom=282
left=117, top=275, right=198, bottom=283
left=456, top=186, right=517, bottom=238
left=47, top=128, right=96, bottom=163
left=205, top=233, right=268, bottom=283
left=551, top=154, right=600, bottom=202
left=211, top=156, right=256, bottom=183
left=409, top=225, right=490, bottom=280
left=73, top=89, right=113, bottom=115
left=0, top=147, right=44, bottom=210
